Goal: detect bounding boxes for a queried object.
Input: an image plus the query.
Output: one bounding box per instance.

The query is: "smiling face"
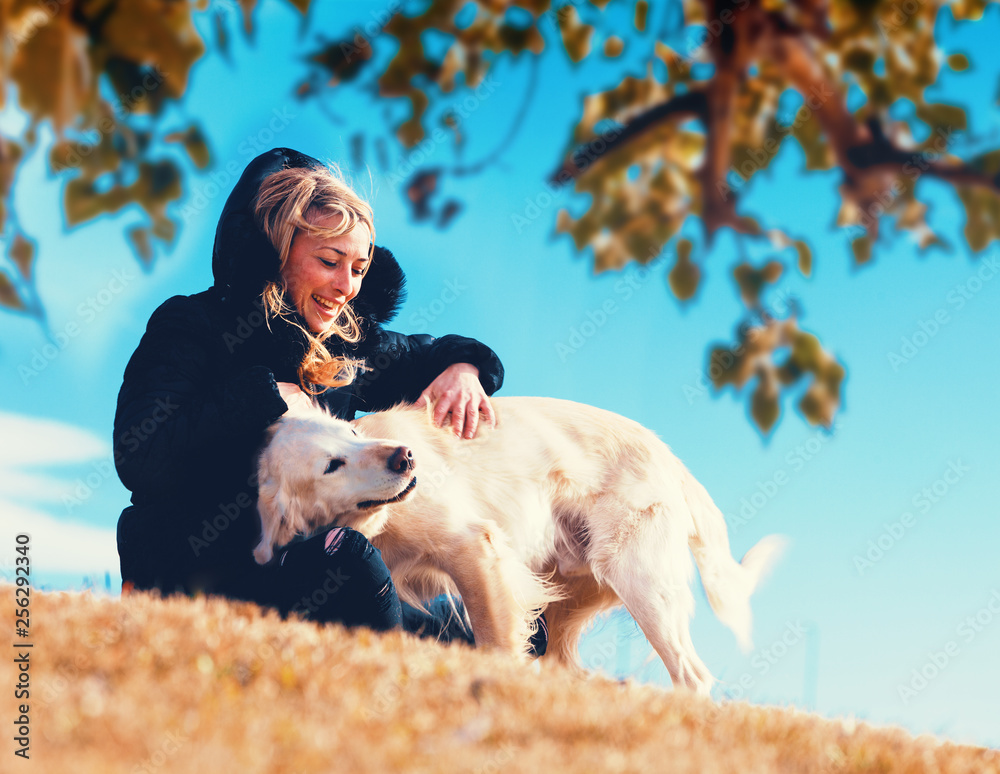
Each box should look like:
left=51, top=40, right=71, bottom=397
left=253, top=411, right=417, bottom=564
left=281, top=210, right=372, bottom=334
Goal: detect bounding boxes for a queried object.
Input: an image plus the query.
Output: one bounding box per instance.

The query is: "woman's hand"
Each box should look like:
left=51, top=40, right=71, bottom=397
left=276, top=381, right=315, bottom=417
left=414, top=363, right=496, bottom=439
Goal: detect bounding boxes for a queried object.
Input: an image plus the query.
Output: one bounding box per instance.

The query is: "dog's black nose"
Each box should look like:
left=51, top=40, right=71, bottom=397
left=388, top=446, right=414, bottom=474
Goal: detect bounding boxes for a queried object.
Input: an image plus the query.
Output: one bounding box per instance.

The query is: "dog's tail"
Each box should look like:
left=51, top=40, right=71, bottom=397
left=683, top=474, right=787, bottom=652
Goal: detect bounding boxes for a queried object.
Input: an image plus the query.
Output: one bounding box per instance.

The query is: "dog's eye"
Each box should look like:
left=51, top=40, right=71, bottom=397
left=325, top=458, right=345, bottom=474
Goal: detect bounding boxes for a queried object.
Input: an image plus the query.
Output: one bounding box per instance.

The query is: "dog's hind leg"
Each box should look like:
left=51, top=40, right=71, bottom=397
left=589, top=504, right=715, bottom=695
left=538, top=569, right=620, bottom=671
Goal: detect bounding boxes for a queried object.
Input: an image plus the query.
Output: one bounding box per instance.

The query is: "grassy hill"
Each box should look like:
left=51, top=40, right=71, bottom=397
left=3, top=584, right=997, bottom=773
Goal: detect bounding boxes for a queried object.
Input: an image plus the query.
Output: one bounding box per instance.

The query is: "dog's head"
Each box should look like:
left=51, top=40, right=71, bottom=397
left=253, top=410, right=417, bottom=564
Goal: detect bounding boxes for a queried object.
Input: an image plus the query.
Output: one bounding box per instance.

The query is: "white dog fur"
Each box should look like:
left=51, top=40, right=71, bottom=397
left=254, top=396, right=785, bottom=695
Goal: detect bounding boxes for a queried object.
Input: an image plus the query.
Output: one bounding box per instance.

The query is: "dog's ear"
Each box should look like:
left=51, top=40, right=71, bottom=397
left=253, top=474, right=283, bottom=565
left=254, top=444, right=308, bottom=564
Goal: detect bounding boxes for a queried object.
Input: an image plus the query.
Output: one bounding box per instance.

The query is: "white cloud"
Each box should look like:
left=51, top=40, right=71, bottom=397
left=0, top=501, right=118, bottom=577
left=0, top=411, right=110, bottom=467
left=0, top=412, right=118, bottom=580
left=0, top=469, right=76, bottom=502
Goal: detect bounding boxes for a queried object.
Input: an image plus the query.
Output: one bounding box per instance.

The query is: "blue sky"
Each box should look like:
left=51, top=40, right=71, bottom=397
left=2, top=0, right=998, bottom=751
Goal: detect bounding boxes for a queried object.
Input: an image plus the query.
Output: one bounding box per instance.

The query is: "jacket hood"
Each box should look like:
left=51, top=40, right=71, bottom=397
left=211, top=147, right=406, bottom=325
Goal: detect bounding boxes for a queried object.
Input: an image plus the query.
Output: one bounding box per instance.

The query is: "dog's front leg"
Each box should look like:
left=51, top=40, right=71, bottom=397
left=437, top=525, right=532, bottom=656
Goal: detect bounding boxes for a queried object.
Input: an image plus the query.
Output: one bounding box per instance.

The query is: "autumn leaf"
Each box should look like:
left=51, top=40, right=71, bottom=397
left=947, top=53, right=970, bottom=71
left=794, top=241, right=812, bottom=277
left=10, top=235, right=35, bottom=280
left=0, top=273, right=25, bottom=312
left=734, top=260, right=784, bottom=308
left=165, top=126, right=211, bottom=169
left=634, top=1, right=648, bottom=32
left=10, top=11, right=91, bottom=132
left=604, top=36, right=624, bottom=58
left=557, top=5, right=593, bottom=64
left=127, top=227, right=154, bottom=268
left=668, top=239, right=700, bottom=301
left=751, top=372, right=780, bottom=434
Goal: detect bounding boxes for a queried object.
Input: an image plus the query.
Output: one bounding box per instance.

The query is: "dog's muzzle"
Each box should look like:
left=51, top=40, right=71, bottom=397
left=356, top=475, right=418, bottom=511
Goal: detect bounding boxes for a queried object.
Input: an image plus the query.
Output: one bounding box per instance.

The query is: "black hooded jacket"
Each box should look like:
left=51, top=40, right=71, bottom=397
left=114, top=148, right=504, bottom=594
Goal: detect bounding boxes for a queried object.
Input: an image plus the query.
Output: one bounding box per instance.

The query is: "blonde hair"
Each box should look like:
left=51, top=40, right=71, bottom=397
left=253, top=164, right=376, bottom=391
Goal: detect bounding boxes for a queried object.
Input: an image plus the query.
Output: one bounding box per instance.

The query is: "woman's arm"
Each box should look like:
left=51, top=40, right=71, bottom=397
left=114, top=295, right=288, bottom=498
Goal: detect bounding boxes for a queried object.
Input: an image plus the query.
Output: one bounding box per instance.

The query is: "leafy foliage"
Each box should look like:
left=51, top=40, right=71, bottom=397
left=291, top=0, right=1000, bottom=434
left=0, top=0, right=312, bottom=317
left=3, top=0, right=999, bottom=435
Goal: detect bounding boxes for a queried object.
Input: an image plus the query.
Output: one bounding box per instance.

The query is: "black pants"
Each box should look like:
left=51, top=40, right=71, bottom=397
left=220, top=527, right=475, bottom=644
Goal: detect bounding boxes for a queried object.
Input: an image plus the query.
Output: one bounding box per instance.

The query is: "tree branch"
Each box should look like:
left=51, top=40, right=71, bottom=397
left=547, top=90, right=709, bottom=184
left=697, top=0, right=771, bottom=238
left=775, top=35, right=1000, bottom=229
left=772, top=35, right=871, bottom=171
left=453, top=55, right=540, bottom=177
left=920, top=162, right=1000, bottom=191
left=846, top=119, right=1000, bottom=191
left=551, top=1, right=999, bottom=248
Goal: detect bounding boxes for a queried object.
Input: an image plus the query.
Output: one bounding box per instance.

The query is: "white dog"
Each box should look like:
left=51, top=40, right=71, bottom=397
left=254, top=397, right=785, bottom=695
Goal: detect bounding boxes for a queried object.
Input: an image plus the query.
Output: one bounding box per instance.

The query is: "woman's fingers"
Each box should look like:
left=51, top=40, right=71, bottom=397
left=463, top=400, right=480, bottom=439
left=416, top=363, right=494, bottom=438
left=479, top=396, right=496, bottom=430
left=429, top=391, right=452, bottom=428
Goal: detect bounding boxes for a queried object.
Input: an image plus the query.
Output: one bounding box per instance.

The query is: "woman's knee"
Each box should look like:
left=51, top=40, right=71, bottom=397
left=320, top=528, right=390, bottom=584
left=288, top=527, right=401, bottom=629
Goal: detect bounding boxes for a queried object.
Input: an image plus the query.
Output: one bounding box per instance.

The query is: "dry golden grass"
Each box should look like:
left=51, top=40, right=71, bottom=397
left=3, top=584, right=997, bottom=774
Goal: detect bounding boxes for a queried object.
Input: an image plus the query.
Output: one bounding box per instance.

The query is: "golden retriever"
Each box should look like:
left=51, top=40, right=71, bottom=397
left=253, top=397, right=785, bottom=695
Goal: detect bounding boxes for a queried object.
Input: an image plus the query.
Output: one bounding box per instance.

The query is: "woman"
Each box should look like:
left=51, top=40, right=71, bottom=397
left=113, top=147, right=504, bottom=639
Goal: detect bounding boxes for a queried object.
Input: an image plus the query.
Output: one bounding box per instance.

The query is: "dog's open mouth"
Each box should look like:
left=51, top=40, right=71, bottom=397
left=356, top=476, right=417, bottom=510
